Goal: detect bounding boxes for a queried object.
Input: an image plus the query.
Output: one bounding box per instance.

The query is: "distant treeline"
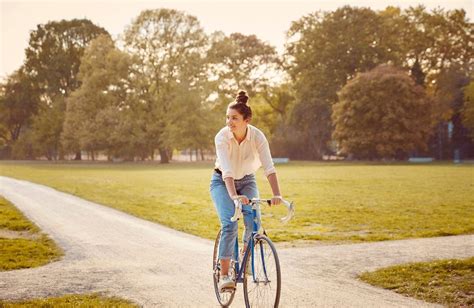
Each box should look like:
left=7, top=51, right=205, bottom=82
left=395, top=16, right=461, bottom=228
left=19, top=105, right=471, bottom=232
left=1, top=5, right=473, bottom=162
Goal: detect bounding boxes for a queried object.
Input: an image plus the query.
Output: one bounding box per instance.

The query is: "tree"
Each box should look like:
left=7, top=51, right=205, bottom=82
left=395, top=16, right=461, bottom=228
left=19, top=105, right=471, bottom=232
left=252, top=83, right=296, bottom=156
left=123, top=9, right=208, bottom=163
left=398, top=7, right=473, bottom=159
left=284, top=5, right=472, bottom=160
left=401, top=6, right=472, bottom=85
left=258, top=83, right=295, bottom=122
left=286, top=6, right=399, bottom=159
left=28, top=97, right=65, bottom=160
left=206, top=32, right=280, bottom=98
left=23, top=19, right=109, bottom=159
left=61, top=34, right=134, bottom=160
left=0, top=69, right=40, bottom=155
left=25, top=19, right=109, bottom=98
left=164, top=85, right=216, bottom=159
left=332, top=65, right=433, bottom=159
left=429, top=66, right=471, bottom=159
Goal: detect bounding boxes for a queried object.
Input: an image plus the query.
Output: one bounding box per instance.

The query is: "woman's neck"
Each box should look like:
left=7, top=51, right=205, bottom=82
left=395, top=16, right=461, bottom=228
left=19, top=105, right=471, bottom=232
left=233, top=127, right=248, bottom=144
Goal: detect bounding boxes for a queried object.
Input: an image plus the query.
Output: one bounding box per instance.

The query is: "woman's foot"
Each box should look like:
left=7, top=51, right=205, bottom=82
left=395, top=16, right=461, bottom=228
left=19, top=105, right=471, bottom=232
left=219, top=275, right=235, bottom=291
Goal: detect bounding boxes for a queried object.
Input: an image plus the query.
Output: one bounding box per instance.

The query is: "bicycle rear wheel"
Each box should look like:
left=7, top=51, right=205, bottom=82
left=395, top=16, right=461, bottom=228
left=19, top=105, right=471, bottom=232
left=213, top=229, right=236, bottom=307
left=243, top=235, right=281, bottom=307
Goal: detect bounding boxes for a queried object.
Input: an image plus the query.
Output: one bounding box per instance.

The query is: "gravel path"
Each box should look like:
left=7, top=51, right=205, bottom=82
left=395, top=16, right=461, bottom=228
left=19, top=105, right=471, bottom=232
left=0, top=176, right=472, bottom=307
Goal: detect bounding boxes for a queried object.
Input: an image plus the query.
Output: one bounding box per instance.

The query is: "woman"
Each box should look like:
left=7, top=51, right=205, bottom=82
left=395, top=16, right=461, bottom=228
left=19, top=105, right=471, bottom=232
left=210, top=90, right=284, bottom=291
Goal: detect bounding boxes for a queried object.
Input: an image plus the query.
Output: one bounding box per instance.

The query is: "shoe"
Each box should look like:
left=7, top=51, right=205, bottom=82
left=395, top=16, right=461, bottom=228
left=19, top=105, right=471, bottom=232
left=219, top=275, right=235, bottom=292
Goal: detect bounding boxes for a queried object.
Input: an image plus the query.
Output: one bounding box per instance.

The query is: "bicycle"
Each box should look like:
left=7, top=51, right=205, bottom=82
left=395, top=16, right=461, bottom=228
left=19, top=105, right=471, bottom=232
left=212, top=197, right=295, bottom=307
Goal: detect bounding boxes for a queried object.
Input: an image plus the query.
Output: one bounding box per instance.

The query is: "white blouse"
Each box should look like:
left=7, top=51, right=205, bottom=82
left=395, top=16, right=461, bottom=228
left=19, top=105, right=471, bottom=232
left=214, top=124, right=276, bottom=180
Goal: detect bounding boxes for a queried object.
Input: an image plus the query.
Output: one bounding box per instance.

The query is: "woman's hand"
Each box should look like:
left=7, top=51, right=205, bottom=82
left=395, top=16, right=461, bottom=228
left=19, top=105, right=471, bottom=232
left=270, top=195, right=282, bottom=206
left=232, top=195, right=250, bottom=205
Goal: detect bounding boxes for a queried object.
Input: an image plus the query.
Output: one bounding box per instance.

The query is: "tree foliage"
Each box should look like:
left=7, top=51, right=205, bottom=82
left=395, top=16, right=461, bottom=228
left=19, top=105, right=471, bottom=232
left=1, top=6, right=472, bottom=161
left=0, top=69, right=40, bottom=145
left=123, top=9, right=208, bottom=162
left=402, top=6, right=472, bottom=84
left=61, top=34, right=134, bottom=159
left=24, top=19, right=109, bottom=98
left=286, top=6, right=400, bottom=159
left=20, top=19, right=110, bottom=159
left=206, top=32, right=279, bottom=97
left=332, top=65, right=433, bottom=159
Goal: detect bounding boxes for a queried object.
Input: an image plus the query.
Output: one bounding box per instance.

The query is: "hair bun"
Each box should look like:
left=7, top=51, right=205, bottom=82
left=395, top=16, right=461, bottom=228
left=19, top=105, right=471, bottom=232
left=236, top=90, right=249, bottom=104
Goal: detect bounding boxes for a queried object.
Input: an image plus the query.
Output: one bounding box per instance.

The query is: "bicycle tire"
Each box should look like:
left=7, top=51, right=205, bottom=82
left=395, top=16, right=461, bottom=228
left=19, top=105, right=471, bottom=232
left=243, top=234, right=281, bottom=308
left=213, top=229, right=236, bottom=307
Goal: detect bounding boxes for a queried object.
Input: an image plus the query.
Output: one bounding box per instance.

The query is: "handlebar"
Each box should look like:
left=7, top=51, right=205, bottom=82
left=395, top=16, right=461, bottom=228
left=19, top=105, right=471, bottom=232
left=230, top=198, right=295, bottom=223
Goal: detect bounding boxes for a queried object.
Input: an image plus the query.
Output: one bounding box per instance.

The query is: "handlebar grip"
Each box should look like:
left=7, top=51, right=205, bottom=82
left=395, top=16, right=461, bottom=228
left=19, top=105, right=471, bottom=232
left=230, top=199, right=242, bottom=222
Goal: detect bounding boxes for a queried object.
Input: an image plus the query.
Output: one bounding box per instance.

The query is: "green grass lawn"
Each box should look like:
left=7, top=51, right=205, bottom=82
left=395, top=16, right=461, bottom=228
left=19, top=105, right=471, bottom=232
left=0, top=161, right=472, bottom=242
left=0, top=293, right=138, bottom=307
left=0, top=196, right=63, bottom=271
left=360, top=257, right=474, bottom=307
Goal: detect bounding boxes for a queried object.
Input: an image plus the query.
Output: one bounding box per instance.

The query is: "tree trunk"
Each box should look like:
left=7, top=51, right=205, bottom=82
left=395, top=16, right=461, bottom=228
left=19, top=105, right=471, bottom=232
left=58, top=148, right=65, bottom=160
left=46, top=149, right=53, bottom=161
left=12, top=125, right=21, bottom=141
left=74, top=151, right=82, bottom=160
left=159, top=148, right=170, bottom=164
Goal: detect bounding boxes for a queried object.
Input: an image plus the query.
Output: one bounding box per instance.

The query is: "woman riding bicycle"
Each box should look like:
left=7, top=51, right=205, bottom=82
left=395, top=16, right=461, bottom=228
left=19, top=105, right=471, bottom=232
left=210, top=90, right=284, bottom=291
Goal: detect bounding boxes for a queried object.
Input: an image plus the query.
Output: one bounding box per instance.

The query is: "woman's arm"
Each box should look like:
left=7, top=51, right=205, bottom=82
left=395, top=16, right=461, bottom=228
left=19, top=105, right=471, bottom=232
left=224, top=177, right=250, bottom=204
left=267, top=173, right=282, bottom=205
left=224, top=177, right=238, bottom=198
left=255, top=130, right=282, bottom=205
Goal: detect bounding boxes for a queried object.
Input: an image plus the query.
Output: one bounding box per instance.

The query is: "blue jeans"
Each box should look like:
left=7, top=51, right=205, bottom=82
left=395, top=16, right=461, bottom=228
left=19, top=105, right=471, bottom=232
left=210, top=172, right=261, bottom=260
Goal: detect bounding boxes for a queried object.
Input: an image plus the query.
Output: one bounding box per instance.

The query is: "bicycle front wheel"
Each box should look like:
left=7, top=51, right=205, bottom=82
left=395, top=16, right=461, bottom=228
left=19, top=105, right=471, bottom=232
left=243, top=235, right=281, bottom=307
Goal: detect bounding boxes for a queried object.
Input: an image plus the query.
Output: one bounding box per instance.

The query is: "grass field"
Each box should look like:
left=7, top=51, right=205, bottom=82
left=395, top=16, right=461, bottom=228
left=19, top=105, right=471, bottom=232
left=0, top=293, right=138, bottom=307
left=0, top=161, right=472, bottom=243
left=360, top=257, right=474, bottom=307
left=0, top=196, right=62, bottom=271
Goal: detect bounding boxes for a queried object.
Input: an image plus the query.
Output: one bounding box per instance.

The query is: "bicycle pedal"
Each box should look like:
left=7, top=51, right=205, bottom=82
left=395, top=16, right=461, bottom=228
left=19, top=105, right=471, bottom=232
left=220, top=286, right=236, bottom=293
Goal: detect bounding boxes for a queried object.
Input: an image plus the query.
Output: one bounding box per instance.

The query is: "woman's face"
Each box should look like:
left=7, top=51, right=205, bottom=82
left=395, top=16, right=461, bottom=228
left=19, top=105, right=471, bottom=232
left=226, top=107, right=249, bottom=133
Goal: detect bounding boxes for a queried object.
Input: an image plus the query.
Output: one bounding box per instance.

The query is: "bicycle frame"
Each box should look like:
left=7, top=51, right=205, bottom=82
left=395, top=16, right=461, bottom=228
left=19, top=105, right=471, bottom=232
left=232, top=202, right=261, bottom=283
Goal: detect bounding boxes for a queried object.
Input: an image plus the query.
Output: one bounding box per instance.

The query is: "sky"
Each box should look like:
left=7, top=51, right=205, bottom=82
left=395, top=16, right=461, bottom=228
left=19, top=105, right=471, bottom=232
left=1, top=0, right=472, bottom=80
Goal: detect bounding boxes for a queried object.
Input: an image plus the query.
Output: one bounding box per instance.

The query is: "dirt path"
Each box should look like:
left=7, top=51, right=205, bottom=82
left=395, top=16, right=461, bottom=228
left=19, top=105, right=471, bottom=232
left=0, top=176, right=472, bottom=307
